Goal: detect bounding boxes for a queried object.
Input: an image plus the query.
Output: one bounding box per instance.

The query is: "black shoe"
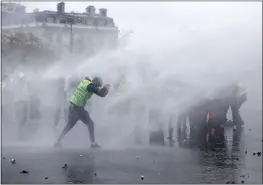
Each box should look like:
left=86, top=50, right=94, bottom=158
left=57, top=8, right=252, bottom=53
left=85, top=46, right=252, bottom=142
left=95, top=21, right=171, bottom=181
left=91, top=143, right=101, bottom=149
left=54, top=142, right=62, bottom=148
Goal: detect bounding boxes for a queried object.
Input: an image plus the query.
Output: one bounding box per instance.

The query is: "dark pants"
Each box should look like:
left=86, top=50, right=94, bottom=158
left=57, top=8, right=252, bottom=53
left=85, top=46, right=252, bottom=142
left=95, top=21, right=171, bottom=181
left=29, top=96, right=41, bottom=120
left=177, top=113, right=187, bottom=143
left=57, top=103, right=95, bottom=144
left=231, top=94, right=247, bottom=127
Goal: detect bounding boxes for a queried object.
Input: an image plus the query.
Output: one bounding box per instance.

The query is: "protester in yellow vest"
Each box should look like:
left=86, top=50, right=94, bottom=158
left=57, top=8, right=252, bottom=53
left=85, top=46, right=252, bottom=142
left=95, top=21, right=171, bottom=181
left=54, top=76, right=110, bottom=148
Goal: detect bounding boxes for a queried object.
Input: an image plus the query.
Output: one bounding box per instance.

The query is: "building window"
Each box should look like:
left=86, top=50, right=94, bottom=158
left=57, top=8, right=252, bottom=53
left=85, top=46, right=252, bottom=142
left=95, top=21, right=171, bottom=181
left=93, top=19, right=98, bottom=26
left=107, top=19, right=114, bottom=27
left=86, top=19, right=93, bottom=26
left=60, top=19, right=66, bottom=24
left=97, top=19, right=106, bottom=26
left=67, top=17, right=74, bottom=24
left=76, top=17, right=83, bottom=24
left=46, top=16, right=53, bottom=23
left=36, top=15, right=46, bottom=22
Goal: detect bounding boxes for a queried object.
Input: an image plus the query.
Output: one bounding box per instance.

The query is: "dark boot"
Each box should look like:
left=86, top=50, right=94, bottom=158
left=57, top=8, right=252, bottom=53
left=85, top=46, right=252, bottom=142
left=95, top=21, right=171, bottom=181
left=91, top=143, right=101, bottom=149
left=54, top=142, right=62, bottom=148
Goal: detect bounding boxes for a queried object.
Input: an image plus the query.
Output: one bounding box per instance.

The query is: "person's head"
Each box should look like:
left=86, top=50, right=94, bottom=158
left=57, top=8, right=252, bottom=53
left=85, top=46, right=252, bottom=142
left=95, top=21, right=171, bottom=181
left=92, top=77, right=103, bottom=87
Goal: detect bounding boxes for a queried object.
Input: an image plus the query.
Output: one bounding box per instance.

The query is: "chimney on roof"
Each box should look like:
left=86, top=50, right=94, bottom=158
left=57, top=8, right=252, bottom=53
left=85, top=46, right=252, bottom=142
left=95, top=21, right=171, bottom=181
left=86, top=5, right=95, bottom=16
left=57, top=2, right=65, bottom=13
left=99, top=8, right=107, bottom=17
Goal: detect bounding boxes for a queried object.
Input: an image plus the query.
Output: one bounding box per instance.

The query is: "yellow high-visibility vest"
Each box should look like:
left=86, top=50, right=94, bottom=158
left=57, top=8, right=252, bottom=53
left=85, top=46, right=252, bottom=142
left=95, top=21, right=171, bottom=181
left=235, top=84, right=247, bottom=97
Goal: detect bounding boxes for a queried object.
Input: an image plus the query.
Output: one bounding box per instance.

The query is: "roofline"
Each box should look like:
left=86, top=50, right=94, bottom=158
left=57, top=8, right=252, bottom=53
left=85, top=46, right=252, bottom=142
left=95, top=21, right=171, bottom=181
left=2, top=2, right=26, bottom=8
left=2, top=23, right=118, bottom=31
left=29, top=11, right=114, bottom=20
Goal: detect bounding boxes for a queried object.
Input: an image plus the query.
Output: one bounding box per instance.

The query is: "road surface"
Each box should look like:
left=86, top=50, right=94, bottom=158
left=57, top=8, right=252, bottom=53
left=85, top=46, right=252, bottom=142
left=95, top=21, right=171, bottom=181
left=1, top=127, right=262, bottom=184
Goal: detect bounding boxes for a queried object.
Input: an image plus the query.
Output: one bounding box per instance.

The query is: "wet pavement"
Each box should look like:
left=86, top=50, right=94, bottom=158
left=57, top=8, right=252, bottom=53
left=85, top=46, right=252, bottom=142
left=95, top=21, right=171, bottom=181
left=1, top=127, right=262, bottom=184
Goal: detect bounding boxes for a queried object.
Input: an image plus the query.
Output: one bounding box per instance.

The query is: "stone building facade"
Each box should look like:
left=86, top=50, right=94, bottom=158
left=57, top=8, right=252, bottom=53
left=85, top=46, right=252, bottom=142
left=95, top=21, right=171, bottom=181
left=2, top=2, right=119, bottom=54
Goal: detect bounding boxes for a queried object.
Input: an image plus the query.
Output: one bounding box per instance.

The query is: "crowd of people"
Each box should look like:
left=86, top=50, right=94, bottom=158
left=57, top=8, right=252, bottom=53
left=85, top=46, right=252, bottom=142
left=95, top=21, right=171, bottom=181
left=1, top=71, right=247, bottom=148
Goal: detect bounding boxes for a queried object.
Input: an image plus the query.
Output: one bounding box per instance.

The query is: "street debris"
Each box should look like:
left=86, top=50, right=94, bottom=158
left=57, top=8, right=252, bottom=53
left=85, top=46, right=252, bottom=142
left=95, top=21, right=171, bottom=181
left=241, top=180, right=244, bottom=184
left=62, top=164, right=68, bottom=169
left=257, top=152, right=261, bottom=157
left=94, top=173, right=97, bottom=176
left=141, top=175, right=144, bottom=180
left=11, top=159, right=16, bottom=164
left=45, top=177, right=48, bottom=179
left=20, top=170, right=29, bottom=174
left=136, top=156, right=139, bottom=160
left=253, top=153, right=256, bottom=156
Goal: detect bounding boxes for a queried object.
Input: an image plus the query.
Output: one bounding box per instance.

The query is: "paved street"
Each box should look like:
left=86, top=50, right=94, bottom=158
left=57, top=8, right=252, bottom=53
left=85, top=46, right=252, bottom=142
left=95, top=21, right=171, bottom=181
left=1, top=127, right=262, bottom=184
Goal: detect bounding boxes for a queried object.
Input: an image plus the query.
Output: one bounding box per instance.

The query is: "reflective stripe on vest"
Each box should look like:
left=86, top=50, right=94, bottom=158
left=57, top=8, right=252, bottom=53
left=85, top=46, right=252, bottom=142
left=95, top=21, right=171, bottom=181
left=206, top=112, right=210, bottom=123
left=70, top=79, right=93, bottom=107
left=236, top=85, right=247, bottom=97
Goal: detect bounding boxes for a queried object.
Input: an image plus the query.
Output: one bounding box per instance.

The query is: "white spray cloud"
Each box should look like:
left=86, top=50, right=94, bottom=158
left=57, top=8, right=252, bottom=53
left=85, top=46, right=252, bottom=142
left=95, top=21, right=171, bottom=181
left=2, top=2, right=262, bottom=148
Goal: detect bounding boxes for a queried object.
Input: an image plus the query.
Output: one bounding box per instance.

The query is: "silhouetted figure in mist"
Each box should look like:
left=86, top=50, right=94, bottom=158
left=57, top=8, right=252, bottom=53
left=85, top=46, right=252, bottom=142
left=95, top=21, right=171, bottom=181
left=176, top=112, right=188, bottom=147
left=176, top=82, right=247, bottom=148
left=28, top=80, right=41, bottom=121
left=13, top=73, right=30, bottom=138
left=53, top=77, right=68, bottom=127
left=232, top=126, right=244, bottom=153
left=229, top=84, right=247, bottom=128
left=149, top=109, right=165, bottom=146
left=2, top=74, right=14, bottom=125
left=211, top=83, right=247, bottom=128
left=168, top=120, right=175, bottom=147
